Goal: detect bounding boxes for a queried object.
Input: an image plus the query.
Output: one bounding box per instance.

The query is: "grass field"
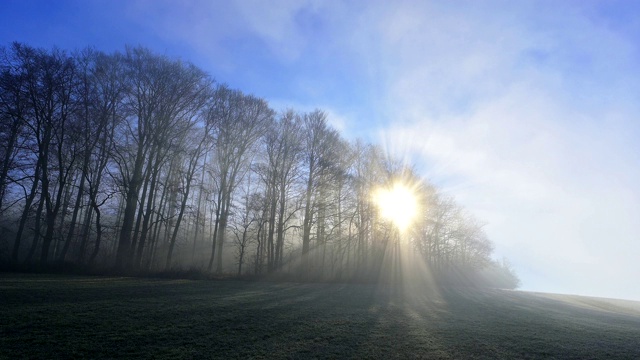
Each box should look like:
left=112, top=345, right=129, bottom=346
left=1, top=273, right=639, bottom=359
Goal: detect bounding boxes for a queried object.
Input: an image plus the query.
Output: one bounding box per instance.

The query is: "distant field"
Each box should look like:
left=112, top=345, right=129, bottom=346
left=1, top=273, right=639, bottom=359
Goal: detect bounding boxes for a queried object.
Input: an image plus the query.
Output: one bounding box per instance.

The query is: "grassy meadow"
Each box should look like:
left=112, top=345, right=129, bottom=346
left=1, top=273, right=639, bottom=359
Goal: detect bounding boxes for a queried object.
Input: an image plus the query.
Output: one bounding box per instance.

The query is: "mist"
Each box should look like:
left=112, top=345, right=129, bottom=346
left=1, top=1, right=639, bottom=300
left=3, top=2, right=640, bottom=359
left=364, top=1, right=640, bottom=300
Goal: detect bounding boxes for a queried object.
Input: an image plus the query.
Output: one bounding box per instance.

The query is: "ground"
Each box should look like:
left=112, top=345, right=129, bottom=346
left=1, top=273, right=639, bottom=359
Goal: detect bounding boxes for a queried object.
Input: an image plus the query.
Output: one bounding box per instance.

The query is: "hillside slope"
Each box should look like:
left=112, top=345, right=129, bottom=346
left=1, top=274, right=639, bottom=359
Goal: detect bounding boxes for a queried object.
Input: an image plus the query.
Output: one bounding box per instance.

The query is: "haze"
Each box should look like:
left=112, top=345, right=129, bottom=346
left=1, top=0, right=639, bottom=300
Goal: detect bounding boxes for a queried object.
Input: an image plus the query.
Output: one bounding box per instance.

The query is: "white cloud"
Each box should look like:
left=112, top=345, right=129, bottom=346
left=123, top=0, right=343, bottom=69
left=234, top=0, right=321, bottom=62
left=367, top=2, right=640, bottom=300
left=121, top=0, right=640, bottom=300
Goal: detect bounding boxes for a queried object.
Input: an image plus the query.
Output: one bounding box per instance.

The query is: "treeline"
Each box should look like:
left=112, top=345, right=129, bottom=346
left=0, top=43, right=519, bottom=289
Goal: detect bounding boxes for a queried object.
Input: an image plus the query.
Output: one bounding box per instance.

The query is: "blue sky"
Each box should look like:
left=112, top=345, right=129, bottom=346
left=2, top=0, right=640, bottom=300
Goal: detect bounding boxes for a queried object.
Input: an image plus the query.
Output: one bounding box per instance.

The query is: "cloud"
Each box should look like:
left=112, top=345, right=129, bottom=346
left=122, top=0, right=343, bottom=68
left=117, top=0, right=640, bottom=299
left=367, top=1, right=640, bottom=299
left=233, top=0, right=323, bottom=62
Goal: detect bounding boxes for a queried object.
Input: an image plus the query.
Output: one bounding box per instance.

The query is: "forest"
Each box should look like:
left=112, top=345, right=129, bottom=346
left=0, top=42, right=519, bottom=289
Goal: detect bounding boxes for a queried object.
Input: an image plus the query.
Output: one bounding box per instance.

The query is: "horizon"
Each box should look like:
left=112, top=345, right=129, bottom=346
left=1, top=0, right=640, bottom=301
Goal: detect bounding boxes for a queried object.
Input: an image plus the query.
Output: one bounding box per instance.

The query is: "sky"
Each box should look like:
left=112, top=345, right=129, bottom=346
left=2, top=0, right=640, bottom=300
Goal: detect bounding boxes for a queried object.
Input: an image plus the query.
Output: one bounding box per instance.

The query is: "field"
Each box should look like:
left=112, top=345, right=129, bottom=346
left=1, top=273, right=639, bottom=359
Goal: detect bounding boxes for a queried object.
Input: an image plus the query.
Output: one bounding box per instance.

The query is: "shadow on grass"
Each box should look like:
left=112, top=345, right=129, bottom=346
left=1, top=273, right=639, bottom=359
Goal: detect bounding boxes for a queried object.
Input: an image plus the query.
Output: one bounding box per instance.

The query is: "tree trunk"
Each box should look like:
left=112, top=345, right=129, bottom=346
left=115, top=143, right=146, bottom=269
left=214, top=195, right=231, bottom=274
left=192, top=152, right=207, bottom=262
left=301, top=174, right=314, bottom=262
left=207, top=188, right=222, bottom=271
left=134, top=155, right=162, bottom=269
left=266, top=186, right=277, bottom=271
left=166, top=171, right=195, bottom=269
left=12, top=163, right=41, bottom=262
left=59, top=149, right=90, bottom=262
left=25, top=193, right=45, bottom=264
left=0, top=118, right=22, bottom=214
left=275, top=182, right=287, bottom=268
left=88, top=203, right=102, bottom=265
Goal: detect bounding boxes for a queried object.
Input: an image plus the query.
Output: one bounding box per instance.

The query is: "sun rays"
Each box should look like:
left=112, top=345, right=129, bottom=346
left=373, top=181, right=420, bottom=233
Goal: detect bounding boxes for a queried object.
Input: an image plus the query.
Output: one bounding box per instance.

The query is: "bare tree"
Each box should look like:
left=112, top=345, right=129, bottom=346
left=5, top=44, right=78, bottom=264
left=0, top=42, right=517, bottom=286
left=165, top=114, right=214, bottom=269
left=231, top=171, right=261, bottom=275
left=206, top=86, right=273, bottom=273
left=57, top=49, right=125, bottom=263
left=0, top=44, right=29, bottom=216
left=300, top=110, right=340, bottom=270
left=114, top=47, right=209, bottom=269
left=255, top=110, right=304, bottom=272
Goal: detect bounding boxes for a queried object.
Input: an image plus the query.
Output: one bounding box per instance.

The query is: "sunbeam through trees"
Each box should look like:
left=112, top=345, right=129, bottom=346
left=0, top=43, right=518, bottom=289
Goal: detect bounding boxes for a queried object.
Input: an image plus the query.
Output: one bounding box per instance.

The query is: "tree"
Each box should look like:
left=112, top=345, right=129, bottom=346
left=206, top=86, right=273, bottom=273
left=57, top=49, right=124, bottom=263
left=113, top=47, right=209, bottom=269
left=165, top=114, right=214, bottom=269
left=5, top=44, right=78, bottom=264
left=231, top=172, right=261, bottom=275
left=0, top=41, right=519, bottom=287
left=256, top=110, right=303, bottom=271
left=300, top=110, right=340, bottom=271
left=0, top=44, right=29, bottom=216
left=84, top=51, right=125, bottom=265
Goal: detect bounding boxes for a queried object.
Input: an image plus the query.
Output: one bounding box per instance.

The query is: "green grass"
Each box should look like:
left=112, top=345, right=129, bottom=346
left=1, top=273, right=639, bottom=359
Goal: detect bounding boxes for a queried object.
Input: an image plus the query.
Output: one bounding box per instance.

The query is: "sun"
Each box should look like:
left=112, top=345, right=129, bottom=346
left=374, top=182, right=419, bottom=232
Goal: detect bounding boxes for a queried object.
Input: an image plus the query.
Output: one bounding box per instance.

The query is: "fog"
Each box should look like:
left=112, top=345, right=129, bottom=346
left=2, top=0, right=639, bottom=300
left=364, top=1, right=640, bottom=300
